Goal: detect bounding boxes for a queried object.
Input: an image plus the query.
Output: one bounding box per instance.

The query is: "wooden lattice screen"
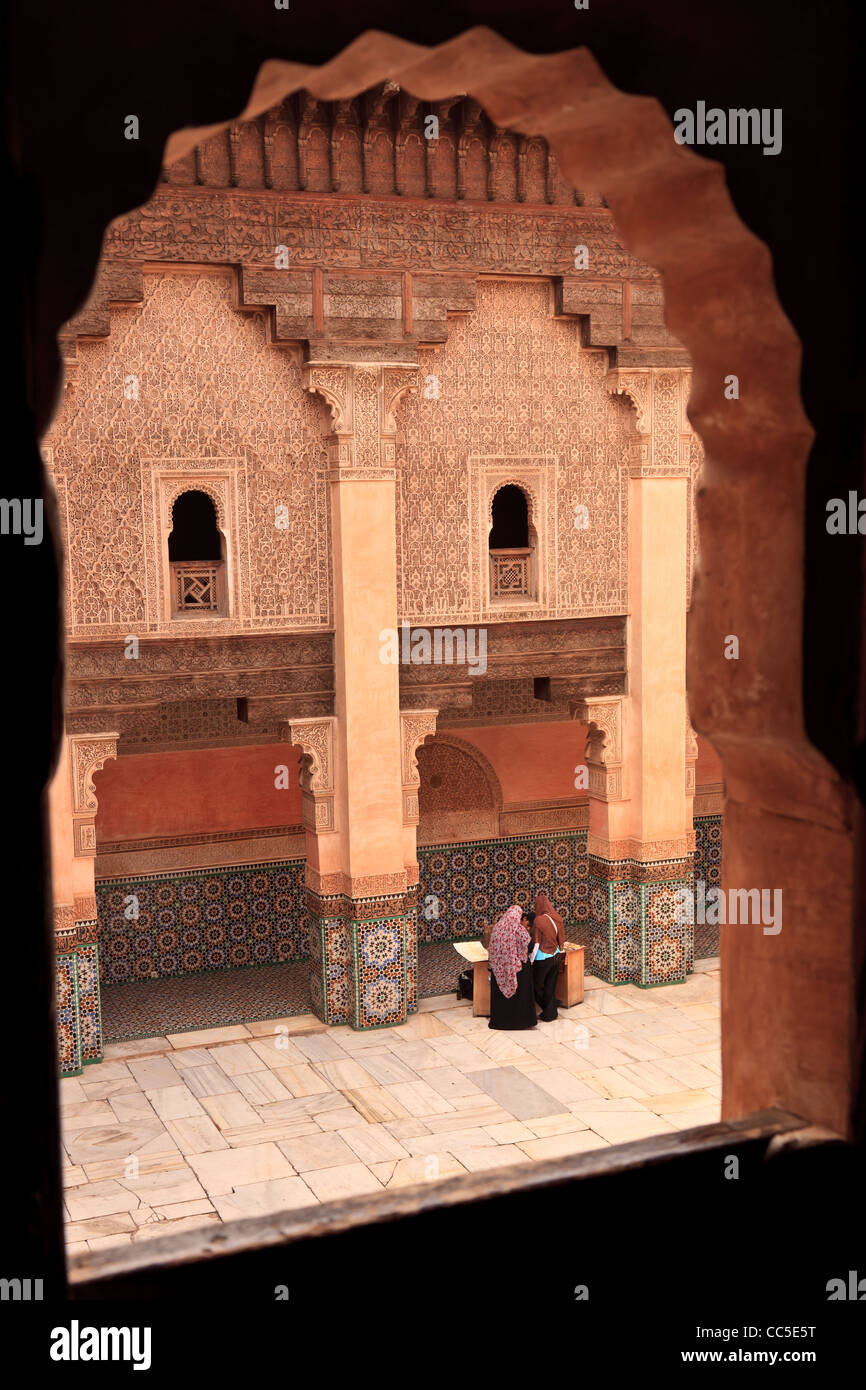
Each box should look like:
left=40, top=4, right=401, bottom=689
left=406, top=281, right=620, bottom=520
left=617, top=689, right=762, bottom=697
left=171, top=562, right=222, bottom=613
left=489, top=548, right=531, bottom=598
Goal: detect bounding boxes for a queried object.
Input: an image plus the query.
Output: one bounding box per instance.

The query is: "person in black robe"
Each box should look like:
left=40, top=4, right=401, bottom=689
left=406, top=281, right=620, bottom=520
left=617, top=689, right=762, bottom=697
left=487, top=904, right=537, bottom=1031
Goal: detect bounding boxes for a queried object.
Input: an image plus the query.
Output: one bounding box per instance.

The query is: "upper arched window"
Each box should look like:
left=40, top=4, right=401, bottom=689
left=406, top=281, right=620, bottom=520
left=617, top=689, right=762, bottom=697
left=488, top=484, right=535, bottom=600
left=168, top=490, right=225, bottom=614
left=489, top=484, right=529, bottom=550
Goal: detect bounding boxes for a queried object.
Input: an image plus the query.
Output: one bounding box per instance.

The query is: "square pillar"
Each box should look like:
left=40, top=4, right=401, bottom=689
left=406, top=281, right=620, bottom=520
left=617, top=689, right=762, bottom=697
left=295, top=362, right=422, bottom=1028
left=580, top=367, right=696, bottom=985
left=49, top=732, right=117, bottom=1073
left=587, top=855, right=694, bottom=985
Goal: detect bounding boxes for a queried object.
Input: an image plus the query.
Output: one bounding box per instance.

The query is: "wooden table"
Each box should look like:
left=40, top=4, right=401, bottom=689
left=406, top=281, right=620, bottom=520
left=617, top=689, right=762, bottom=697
left=556, top=944, right=585, bottom=1008
left=454, top=941, right=584, bottom=1017
left=471, top=959, right=491, bottom=1017
left=453, top=942, right=491, bottom=1016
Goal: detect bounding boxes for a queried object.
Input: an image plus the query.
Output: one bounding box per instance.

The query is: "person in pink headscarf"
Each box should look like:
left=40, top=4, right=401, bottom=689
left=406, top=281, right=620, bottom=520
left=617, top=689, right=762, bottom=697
left=487, top=904, right=537, bottom=1031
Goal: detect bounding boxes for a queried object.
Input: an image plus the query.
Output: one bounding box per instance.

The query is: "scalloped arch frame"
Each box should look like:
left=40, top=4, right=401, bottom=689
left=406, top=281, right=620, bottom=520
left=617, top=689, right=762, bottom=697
left=151, top=28, right=853, bottom=1134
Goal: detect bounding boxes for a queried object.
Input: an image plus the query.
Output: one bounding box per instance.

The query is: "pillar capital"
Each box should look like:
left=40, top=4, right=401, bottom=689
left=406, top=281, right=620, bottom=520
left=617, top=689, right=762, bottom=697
left=606, top=365, right=694, bottom=478
left=68, top=732, right=118, bottom=857
left=685, top=710, right=699, bottom=799
left=399, top=708, right=438, bottom=825
left=303, top=360, right=418, bottom=480
left=572, top=695, right=624, bottom=803
left=283, top=715, right=337, bottom=833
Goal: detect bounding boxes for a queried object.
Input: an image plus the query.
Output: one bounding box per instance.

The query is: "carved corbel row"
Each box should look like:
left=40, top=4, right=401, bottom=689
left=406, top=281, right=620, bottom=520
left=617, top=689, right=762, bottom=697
left=298, top=95, right=331, bottom=191
left=400, top=709, right=438, bottom=825
left=457, top=100, right=487, bottom=201
left=69, top=733, right=119, bottom=857
left=284, top=716, right=337, bottom=833
left=363, top=82, right=400, bottom=194
left=426, top=96, right=462, bottom=197
left=572, top=697, right=624, bottom=802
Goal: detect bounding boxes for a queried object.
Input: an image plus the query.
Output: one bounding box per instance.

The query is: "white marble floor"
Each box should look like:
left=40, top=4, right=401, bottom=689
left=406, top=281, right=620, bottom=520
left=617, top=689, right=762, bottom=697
left=61, top=960, right=721, bottom=1258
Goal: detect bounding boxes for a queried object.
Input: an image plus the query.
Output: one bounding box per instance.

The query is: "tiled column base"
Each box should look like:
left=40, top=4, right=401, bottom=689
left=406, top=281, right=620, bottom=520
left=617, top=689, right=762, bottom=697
left=56, top=929, right=103, bottom=1076
left=404, top=889, right=419, bottom=1017
left=76, top=934, right=103, bottom=1062
left=693, top=814, right=724, bottom=957
left=56, top=951, right=82, bottom=1076
left=307, top=889, right=415, bottom=1029
left=588, top=855, right=694, bottom=986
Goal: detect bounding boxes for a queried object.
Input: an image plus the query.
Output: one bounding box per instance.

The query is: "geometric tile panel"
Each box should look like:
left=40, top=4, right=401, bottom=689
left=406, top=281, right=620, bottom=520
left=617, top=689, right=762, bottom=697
left=75, top=937, right=103, bottom=1064
left=351, top=915, right=408, bottom=1031
left=693, top=815, right=724, bottom=958
left=587, top=858, right=694, bottom=988
left=101, top=960, right=313, bottom=1044
left=417, top=831, right=590, bottom=946
left=589, top=881, right=613, bottom=982
left=418, top=941, right=470, bottom=998
left=56, top=952, right=82, bottom=1077
left=405, top=906, right=418, bottom=1015
left=95, top=859, right=307, bottom=984
left=643, top=880, right=691, bottom=985
left=316, top=914, right=353, bottom=1028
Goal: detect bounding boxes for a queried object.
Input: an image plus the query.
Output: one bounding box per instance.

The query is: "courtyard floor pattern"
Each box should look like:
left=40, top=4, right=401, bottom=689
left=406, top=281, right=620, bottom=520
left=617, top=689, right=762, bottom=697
left=63, top=960, right=720, bottom=1264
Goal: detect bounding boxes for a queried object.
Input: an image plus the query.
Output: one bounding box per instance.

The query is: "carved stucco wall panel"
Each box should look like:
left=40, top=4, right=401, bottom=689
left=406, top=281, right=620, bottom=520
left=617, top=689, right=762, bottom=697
left=46, top=270, right=333, bottom=637
left=47, top=273, right=700, bottom=642
left=396, top=279, right=634, bottom=625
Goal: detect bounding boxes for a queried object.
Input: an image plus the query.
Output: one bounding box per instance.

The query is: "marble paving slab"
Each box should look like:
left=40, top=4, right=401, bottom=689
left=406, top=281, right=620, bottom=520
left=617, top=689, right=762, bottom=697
left=466, top=1065, right=567, bottom=1121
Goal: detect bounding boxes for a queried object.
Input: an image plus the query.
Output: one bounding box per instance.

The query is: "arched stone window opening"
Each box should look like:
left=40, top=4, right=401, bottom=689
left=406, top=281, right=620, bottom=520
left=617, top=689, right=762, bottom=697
left=168, top=490, right=226, bottom=615
left=488, top=483, right=537, bottom=601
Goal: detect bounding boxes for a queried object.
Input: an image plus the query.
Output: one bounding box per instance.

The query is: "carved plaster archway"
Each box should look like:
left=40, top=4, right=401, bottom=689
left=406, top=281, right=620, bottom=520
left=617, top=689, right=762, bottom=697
left=62, top=27, right=851, bottom=1133
left=488, top=477, right=538, bottom=531
left=416, top=732, right=504, bottom=844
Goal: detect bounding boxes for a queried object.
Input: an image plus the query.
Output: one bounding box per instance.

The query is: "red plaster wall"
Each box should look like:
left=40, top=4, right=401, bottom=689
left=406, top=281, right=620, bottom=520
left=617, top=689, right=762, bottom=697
left=94, top=745, right=302, bottom=842
left=457, top=722, right=722, bottom=803
left=458, top=722, right=587, bottom=802
left=94, top=727, right=721, bottom=845
left=696, top=735, right=723, bottom=784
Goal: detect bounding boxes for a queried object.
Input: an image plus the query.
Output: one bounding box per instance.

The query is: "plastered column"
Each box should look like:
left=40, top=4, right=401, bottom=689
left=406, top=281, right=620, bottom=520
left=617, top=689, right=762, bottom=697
left=576, top=368, right=695, bottom=985
left=300, top=362, right=420, bottom=1028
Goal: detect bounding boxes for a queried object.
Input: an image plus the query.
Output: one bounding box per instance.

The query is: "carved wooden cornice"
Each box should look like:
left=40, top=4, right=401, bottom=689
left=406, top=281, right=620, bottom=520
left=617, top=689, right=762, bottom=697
left=73, top=193, right=676, bottom=361
left=65, top=633, right=335, bottom=713
left=398, top=618, right=627, bottom=710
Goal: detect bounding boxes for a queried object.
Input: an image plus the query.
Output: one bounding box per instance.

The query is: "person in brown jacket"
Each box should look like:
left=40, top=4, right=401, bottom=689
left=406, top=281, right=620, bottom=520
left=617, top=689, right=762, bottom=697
left=530, top=890, right=566, bottom=1022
